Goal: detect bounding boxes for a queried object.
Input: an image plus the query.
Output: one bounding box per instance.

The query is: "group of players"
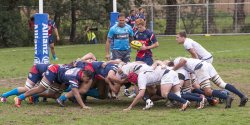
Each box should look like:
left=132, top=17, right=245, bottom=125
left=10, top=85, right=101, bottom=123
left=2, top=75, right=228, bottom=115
left=0, top=10, right=248, bottom=111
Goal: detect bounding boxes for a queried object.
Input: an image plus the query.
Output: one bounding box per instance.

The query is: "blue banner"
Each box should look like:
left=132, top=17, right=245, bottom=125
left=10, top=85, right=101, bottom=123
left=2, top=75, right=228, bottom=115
left=34, top=13, right=50, bottom=64
left=110, top=12, right=119, bottom=27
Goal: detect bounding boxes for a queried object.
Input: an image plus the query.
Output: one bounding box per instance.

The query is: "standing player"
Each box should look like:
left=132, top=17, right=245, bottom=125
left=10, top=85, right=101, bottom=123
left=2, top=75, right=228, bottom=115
left=105, top=13, right=134, bottom=63
left=48, top=15, right=60, bottom=60
left=125, top=10, right=137, bottom=32
left=136, top=7, right=146, bottom=21
left=134, top=18, right=159, bottom=65
left=176, top=31, right=213, bottom=63
left=0, top=64, right=50, bottom=102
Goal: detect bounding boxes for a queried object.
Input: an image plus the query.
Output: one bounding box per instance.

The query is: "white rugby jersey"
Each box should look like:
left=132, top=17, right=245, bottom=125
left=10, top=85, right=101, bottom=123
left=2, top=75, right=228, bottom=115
left=183, top=38, right=212, bottom=60
left=121, top=62, right=152, bottom=75
left=174, top=57, right=203, bottom=73
left=137, top=68, right=166, bottom=90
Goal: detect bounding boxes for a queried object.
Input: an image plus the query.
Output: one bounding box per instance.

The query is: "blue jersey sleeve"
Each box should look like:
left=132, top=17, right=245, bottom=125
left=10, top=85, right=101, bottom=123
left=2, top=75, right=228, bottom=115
left=69, top=79, right=79, bottom=88
left=108, top=27, right=115, bottom=39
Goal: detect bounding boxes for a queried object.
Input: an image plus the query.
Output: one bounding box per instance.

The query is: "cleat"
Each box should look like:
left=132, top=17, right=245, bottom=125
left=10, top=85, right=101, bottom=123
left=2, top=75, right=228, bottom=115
left=225, top=96, right=234, bottom=109
left=180, top=101, right=190, bottom=111
left=124, top=89, right=130, bottom=97
left=14, top=97, right=22, bottom=108
left=0, top=97, right=7, bottom=103
left=28, top=96, right=34, bottom=104
left=128, top=93, right=136, bottom=98
left=143, top=99, right=154, bottom=110
left=53, top=57, right=58, bottom=61
left=56, top=98, right=65, bottom=107
left=239, top=96, right=248, bottom=107
left=197, top=97, right=207, bottom=109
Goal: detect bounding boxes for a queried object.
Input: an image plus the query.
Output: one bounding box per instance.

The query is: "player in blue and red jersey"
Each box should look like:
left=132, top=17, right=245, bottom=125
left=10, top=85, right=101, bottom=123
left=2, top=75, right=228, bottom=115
left=134, top=18, right=159, bottom=65
left=14, top=64, right=93, bottom=109
left=48, top=15, right=60, bottom=60
left=1, top=64, right=50, bottom=103
left=126, top=10, right=137, bottom=32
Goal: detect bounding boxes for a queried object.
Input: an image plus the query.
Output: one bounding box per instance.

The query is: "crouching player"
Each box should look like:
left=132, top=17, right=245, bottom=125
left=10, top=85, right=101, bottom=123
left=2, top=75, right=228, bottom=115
left=123, top=67, right=190, bottom=111
left=173, top=57, right=248, bottom=108
left=14, top=64, right=93, bottom=109
left=0, top=64, right=50, bottom=102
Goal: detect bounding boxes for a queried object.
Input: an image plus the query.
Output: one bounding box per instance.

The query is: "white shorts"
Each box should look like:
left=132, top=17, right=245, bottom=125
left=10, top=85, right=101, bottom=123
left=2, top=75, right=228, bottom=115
left=161, top=70, right=180, bottom=86
left=207, top=63, right=218, bottom=77
left=194, top=63, right=210, bottom=84
left=25, top=81, right=36, bottom=89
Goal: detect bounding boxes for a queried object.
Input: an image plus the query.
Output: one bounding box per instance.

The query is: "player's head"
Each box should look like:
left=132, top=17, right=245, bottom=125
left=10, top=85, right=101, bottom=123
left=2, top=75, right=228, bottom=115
left=118, top=13, right=126, bottom=27
left=130, top=9, right=135, bottom=16
left=176, top=31, right=187, bottom=44
left=135, top=18, right=146, bottom=32
left=82, top=70, right=93, bottom=81
left=138, top=7, right=144, bottom=13
left=127, top=72, right=138, bottom=85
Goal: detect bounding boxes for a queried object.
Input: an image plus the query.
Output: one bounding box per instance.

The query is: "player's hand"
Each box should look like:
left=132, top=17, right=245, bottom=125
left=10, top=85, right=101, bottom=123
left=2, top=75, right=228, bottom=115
left=101, top=62, right=107, bottom=68
left=105, top=54, right=110, bottom=61
left=57, top=36, right=60, bottom=41
left=140, top=44, right=147, bottom=50
left=82, top=106, right=91, bottom=110
left=123, top=107, right=132, bottom=112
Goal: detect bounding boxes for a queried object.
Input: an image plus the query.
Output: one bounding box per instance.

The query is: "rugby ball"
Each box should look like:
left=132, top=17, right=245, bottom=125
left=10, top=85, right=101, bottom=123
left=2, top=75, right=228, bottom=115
left=130, top=40, right=142, bottom=50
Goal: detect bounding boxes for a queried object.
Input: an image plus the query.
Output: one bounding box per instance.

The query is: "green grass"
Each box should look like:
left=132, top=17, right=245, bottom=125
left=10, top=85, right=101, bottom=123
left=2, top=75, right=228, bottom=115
left=0, top=35, right=250, bottom=124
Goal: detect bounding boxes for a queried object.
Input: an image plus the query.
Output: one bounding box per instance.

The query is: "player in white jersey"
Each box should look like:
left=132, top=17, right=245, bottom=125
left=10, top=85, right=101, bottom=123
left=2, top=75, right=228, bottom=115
left=176, top=31, right=213, bottom=63
left=123, top=67, right=190, bottom=111
left=173, top=57, right=248, bottom=108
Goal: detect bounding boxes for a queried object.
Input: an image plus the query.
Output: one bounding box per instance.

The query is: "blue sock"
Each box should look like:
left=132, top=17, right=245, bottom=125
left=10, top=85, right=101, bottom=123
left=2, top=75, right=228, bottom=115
left=212, top=90, right=227, bottom=99
left=59, top=95, right=67, bottom=101
left=182, top=93, right=202, bottom=102
left=2, top=88, right=19, bottom=98
left=18, top=94, right=26, bottom=100
left=225, top=84, right=244, bottom=98
left=192, top=88, right=205, bottom=95
left=64, top=86, right=71, bottom=92
left=86, top=88, right=99, bottom=99
left=167, top=92, right=187, bottom=104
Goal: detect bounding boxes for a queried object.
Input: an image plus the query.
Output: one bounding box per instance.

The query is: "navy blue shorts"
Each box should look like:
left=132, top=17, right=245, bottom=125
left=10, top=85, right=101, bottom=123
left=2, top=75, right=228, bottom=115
left=136, top=55, right=153, bottom=66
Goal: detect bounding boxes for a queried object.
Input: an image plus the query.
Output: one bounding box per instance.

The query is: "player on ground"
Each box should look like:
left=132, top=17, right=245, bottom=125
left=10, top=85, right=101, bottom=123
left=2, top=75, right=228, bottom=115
left=0, top=64, right=50, bottom=102
left=123, top=67, right=190, bottom=111
left=14, top=65, right=93, bottom=109
left=173, top=57, right=248, bottom=108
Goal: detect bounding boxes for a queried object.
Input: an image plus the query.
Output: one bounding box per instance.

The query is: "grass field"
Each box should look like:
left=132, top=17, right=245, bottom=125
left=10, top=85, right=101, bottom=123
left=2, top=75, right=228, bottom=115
left=0, top=35, right=250, bottom=125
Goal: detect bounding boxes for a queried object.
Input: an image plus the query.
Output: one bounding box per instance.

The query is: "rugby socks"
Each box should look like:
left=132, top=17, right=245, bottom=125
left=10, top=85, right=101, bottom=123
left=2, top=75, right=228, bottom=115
left=181, top=93, right=202, bottom=102
left=167, top=93, right=187, bottom=104
left=212, top=90, right=227, bottom=99
left=2, top=88, right=19, bottom=98
left=64, top=86, right=71, bottom=92
left=192, top=88, right=205, bottom=95
left=59, top=95, right=67, bottom=101
left=143, top=94, right=150, bottom=102
left=18, top=94, right=26, bottom=100
left=225, top=84, right=244, bottom=98
left=85, top=88, right=100, bottom=99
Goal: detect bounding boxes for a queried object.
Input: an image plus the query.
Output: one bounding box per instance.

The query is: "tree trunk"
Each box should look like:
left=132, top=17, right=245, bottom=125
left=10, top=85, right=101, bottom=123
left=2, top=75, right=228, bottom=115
left=233, top=0, right=245, bottom=31
left=70, top=0, right=77, bottom=43
left=165, top=0, right=177, bottom=35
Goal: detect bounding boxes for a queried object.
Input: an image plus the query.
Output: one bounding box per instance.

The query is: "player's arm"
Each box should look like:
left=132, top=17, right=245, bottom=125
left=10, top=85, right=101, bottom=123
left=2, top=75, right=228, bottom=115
left=152, top=60, right=164, bottom=69
left=78, top=79, right=93, bottom=94
left=187, top=48, right=199, bottom=59
left=107, top=70, right=127, bottom=84
left=123, top=89, right=145, bottom=111
left=81, top=52, right=97, bottom=62
left=105, top=38, right=111, bottom=60
left=105, top=78, right=121, bottom=94
left=172, top=58, right=187, bottom=71
left=71, top=87, right=90, bottom=109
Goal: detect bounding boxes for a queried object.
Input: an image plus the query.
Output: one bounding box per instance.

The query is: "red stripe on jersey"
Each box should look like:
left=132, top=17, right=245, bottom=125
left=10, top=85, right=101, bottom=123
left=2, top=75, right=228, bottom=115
left=150, top=34, right=154, bottom=41
left=48, top=64, right=59, bottom=73
left=29, top=65, right=38, bottom=74
left=85, top=63, right=94, bottom=72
